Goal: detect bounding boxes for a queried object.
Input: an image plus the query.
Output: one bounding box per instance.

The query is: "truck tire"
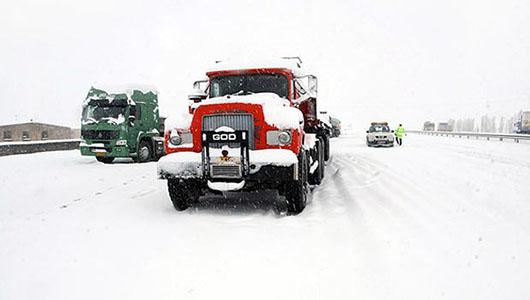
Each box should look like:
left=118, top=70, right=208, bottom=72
left=137, top=140, right=152, bottom=163
left=323, top=135, right=330, bottom=161
left=167, top=178, right=203, bottom=211
left=282, top=150, right=308, bottom=215
left=309, top=139, right=324, bottom=185
left=320, top=137, right=326, bottom=177
left=96, top=157, right=114, bottom=164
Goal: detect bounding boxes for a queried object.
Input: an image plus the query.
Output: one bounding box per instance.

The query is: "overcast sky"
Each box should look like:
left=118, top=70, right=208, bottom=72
left=1, top=0, right=529, bottom=129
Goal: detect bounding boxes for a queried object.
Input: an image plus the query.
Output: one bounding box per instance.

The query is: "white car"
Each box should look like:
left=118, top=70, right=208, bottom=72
left=366, top=122, right=394, bottom=147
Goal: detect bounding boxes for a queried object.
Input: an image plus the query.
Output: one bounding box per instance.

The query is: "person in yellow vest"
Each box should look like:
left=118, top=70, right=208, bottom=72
left=394, top=124, right=407, bottom=146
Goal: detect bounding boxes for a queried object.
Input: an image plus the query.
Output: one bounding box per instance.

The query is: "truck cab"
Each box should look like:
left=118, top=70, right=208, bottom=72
left=423, top=121, right=435, bottom=131
left=80, top=86, right=164, bottom=163
left=438, top=122, right=453, bottom=132
left=158, top=58, right=330, bottom=214
left=514, top=111, right=530, bottom=134
left=329, top=116, right=342, bottom=137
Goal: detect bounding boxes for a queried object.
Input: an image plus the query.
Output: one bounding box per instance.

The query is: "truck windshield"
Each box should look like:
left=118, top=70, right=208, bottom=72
left=369, top=125, right=390, bottom=132
left=82, top=104, right=126, bottom=124
left=210, top=74, right=289, bottom=99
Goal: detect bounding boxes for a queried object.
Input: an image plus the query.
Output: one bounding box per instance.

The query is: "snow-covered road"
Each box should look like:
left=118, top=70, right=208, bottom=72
left=1, top=134, right=530, bottom=299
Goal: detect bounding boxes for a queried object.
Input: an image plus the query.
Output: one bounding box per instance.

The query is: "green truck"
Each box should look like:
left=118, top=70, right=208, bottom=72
left=80, top=86, right=165, bottom=163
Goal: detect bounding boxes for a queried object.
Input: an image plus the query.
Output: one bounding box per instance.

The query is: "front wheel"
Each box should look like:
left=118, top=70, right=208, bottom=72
left=167, top=179, right=203, bottom=211
left=282, top=150, right=308, bottom=215
left=137, top=140, right=152, bottom=163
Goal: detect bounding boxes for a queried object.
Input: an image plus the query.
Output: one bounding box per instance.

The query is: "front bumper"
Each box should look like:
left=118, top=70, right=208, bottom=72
left=368, top=139, right=394, bottom=146
left=80, top=141, right=132, bottom=158
left=157, top=149, right=298, bottom=184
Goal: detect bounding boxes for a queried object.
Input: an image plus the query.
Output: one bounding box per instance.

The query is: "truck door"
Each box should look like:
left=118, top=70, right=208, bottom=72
left=128, top=104, right=142, bottom=151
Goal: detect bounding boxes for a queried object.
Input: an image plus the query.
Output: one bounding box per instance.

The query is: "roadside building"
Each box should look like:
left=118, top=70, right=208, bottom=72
left=0, top=122, right=78, bottom=142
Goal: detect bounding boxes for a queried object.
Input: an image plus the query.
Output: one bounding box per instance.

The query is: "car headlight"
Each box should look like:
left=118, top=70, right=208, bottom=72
left=169, top=134, right=182, bottom=146
left=116, top=139, right=127, bottom=146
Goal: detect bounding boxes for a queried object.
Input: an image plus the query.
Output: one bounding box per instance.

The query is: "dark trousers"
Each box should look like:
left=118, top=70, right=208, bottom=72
left=395, top=137, right=402, bottom=145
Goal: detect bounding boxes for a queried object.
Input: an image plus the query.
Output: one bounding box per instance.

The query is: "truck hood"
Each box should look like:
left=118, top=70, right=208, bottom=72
left=192, top=93, right=303, bottom=130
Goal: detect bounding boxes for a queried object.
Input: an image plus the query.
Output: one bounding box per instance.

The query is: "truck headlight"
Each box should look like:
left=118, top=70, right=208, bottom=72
left=169, top=134, right=182, bottom=146
left=278, top=131, right=292, bottom=145
left=116, top=139, right=127, bottom=146
left=267, top=130, right=292, bottom=145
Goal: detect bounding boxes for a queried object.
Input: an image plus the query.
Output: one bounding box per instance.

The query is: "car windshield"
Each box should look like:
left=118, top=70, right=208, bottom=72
left=210, top=74, right=289, bottom=99
left=369, top=125, right=390, bottom=132
left=82, top=104, right=126, bottom=124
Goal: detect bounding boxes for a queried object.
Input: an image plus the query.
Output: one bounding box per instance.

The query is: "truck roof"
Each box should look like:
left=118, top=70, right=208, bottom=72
left=206, top=58, right=310, bottom=77
left=86, top=84, right=158, bottom=104
left=89, top=84, right=158, bottom=96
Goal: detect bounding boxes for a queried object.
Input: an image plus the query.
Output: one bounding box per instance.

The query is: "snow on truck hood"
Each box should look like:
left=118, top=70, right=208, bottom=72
left=202, top=93, right=303, bottom=130
left=169, top=93, right=303, bottom=130
left=165, top=113, right=193, bottom=131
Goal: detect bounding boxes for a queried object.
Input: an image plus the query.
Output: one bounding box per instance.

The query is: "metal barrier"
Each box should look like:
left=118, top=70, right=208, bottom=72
left=0, top=139, right=81, bottom=156
left=409, top=131, right=530, bottom=143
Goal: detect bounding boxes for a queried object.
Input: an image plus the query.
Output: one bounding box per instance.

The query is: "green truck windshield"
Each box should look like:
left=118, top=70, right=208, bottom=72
left=82, top=105, right=126, bottom=124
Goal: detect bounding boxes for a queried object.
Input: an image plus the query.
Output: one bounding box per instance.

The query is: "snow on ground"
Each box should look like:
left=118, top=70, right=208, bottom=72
left=1, top=134, right=530, bottom=299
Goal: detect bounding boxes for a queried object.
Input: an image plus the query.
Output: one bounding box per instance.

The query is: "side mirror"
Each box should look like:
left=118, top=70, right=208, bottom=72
left=188, top=88, right=207, bottom=103
left=308, top=75, right=318, bottom=97
left=391, top=130, right=394, bottom=133
left=366, top=131, right=369, bottom=133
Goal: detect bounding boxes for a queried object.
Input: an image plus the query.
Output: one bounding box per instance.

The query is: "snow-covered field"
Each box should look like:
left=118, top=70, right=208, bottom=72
left=1, top=133, right=530, bottom=299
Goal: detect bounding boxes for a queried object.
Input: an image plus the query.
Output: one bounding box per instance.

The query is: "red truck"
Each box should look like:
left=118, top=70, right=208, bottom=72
left=157, top=58, right=330, bottom=214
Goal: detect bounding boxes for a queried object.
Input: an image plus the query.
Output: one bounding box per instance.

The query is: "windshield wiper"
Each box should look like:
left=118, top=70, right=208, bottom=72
left=83, top=117, right=98, bottom=124
left=230, top=90, right=254, bottom=96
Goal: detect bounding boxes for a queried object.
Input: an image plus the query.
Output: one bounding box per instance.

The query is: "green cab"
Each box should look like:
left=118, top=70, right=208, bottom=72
left=80, top=86, right=164, bottom=163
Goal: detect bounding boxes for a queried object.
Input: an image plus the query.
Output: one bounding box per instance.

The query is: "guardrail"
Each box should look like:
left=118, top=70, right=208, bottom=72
left=0, top=139, right=81, bottom=156
left=409, top=130, right=530, bottom=143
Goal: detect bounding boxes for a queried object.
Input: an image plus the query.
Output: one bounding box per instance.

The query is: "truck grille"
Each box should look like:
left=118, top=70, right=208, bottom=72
left=81, top=130, right=120, bottom=140
left=202, top=114, right=254, bottom=149
left=211, top=165, right=242, bottom=178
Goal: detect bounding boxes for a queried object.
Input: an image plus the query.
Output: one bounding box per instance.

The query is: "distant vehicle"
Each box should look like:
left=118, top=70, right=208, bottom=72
left=330, top=116, right=341, bottom=137
left=366, top=122, right=394, bottom=147
left=80, top=86, right=165, bottom=163
left=320, top=111, right=341, bottom=138
left=514, top=111, right=530, bottom=134
left=423, top=121, right=435, bottom=131
left=438, top=122, right=453, bottom=132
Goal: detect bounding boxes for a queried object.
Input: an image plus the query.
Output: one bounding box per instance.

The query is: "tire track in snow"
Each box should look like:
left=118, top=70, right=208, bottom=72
left=326, top=136, right=467, bottom=252
left=317, top=151, right=401, bottom=288
left=328, top=151, right=426, bottom=230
